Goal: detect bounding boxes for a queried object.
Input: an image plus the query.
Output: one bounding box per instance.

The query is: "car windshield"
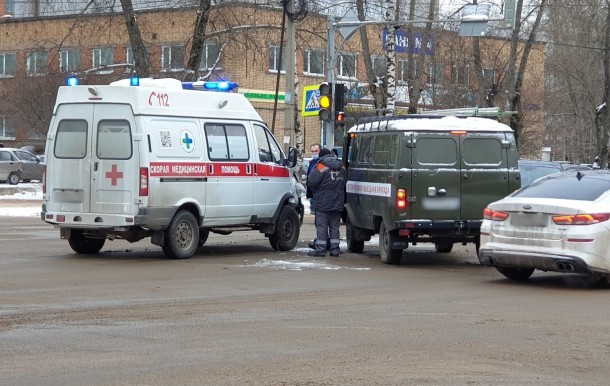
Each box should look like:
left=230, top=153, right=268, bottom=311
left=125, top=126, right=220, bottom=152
left=514, top=172, right=610, bottom=201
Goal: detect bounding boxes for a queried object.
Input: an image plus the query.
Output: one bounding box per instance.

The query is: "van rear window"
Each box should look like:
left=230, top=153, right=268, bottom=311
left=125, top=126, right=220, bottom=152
left=97, top=120, right=132, bottom=160
left=54, top=120, right=88, bottom=159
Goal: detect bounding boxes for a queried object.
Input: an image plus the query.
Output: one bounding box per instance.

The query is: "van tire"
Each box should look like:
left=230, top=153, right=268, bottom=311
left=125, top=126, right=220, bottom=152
left=379, top=222, right=402, bottom=265
left=434, top=241, right=453, bottom=253
left=68, top=229, right=105, bottom=254
left=163, top=210, right=199, bottom=259
left=8, top=172, right=19, bottom=185
left=269, top=206, right=300, bottom=251
left=346, top=218, right=365, bottom=253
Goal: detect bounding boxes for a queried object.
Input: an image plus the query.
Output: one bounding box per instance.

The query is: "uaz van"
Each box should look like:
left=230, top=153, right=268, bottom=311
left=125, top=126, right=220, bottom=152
left=343, top=115, right=520, bottom=264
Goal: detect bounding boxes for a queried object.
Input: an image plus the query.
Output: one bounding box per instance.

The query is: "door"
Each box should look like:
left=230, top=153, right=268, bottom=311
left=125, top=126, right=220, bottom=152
left=0, top=149, right=19, bottom=181
left=460, top=133, right=510, bottom=220
left=252, top=124, right=291, bottom=219
left=410, top=132, right=461, bottom=220
left=46, top=103, right=139, bottom=215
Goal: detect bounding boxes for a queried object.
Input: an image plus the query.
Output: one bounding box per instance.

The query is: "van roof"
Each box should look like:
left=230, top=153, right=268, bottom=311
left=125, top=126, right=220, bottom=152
left=53, top=78, right=263, bottom=122
left=348, top=115, right=513, bottom=133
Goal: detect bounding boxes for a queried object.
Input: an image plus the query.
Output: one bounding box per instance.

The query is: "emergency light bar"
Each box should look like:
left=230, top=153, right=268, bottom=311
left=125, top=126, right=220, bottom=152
left=182, top=81, right=238, bottom=92
left=130, top=75, right=140, bottom=86
left=67, top=75, right=79, bottom=86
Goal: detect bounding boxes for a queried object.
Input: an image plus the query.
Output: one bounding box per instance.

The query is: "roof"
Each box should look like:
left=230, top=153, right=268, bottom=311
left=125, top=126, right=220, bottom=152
left=348, top=115, right=513, bottom=133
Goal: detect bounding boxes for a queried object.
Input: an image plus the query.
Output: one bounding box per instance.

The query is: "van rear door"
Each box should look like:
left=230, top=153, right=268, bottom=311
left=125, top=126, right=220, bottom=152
left=47, top=103, right=139, bottom=215
left=410, top=132, right=461, bottom=220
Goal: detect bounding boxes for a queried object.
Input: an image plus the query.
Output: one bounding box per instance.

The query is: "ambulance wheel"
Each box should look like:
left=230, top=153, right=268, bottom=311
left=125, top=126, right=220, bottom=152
left=163, top=210, right=199, bottom=259
left=379, top=222, right=402, bottom=265
left=68, top=229, right=105, bottom=254
left=198, top=229, right=209, bottom=247
left=8, top=172, right=19, bottom=185
left=269, top=206, right=300, bottom=251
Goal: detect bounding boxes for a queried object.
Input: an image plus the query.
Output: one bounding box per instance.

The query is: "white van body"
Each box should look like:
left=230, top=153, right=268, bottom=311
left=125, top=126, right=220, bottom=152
left=42, top=78, right=302, bottom=259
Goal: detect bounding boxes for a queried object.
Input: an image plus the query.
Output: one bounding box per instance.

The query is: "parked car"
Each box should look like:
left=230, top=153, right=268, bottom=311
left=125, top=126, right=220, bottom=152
left=518, top=159, right=591, bottom=187
left=0, top=147, right=44, bottom=184
left=478, top=169, right=610, bottom=282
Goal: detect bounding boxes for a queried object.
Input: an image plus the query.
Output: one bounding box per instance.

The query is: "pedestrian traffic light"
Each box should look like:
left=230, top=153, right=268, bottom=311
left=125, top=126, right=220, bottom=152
left=318, top=82, right=332, bottom=121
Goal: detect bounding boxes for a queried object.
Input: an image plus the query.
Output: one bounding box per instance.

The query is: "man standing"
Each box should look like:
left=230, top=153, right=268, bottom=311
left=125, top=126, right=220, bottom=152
left=305, top=143, right=321, bottom=212
left=307, top=148, right=347, bottom=257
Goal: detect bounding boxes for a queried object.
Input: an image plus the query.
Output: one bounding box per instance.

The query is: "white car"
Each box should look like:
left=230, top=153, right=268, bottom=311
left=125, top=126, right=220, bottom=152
left=479, top=170, right=610, bottom=281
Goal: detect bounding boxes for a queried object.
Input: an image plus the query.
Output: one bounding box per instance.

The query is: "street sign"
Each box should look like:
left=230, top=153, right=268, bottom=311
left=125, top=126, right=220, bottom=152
left=302, top=85, right=321, bottom=117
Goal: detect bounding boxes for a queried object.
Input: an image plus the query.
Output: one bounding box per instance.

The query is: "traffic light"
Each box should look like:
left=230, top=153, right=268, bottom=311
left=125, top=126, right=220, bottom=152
left=318, top=82, right=332, bottom=121
left=334, top=83, right=345, bottom=121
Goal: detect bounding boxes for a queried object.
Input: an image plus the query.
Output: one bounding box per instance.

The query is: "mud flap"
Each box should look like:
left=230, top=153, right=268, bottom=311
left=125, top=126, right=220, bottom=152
left=151, top=230, right=165, bottom=247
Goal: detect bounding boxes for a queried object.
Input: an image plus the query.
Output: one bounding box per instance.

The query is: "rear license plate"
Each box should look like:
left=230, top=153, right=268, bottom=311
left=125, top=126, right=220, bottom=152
left=510, top=213, right=548, bottom=227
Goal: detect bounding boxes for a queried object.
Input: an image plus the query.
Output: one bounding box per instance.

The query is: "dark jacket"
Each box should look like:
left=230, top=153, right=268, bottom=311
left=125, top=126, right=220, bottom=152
left=307, top=154, right=346, bottom=212
left=305, top=157, right=319, bottom=199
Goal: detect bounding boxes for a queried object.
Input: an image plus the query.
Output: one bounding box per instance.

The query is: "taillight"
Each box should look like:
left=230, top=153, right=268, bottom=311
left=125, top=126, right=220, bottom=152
left=42, top=165, right=47, bottom=194
left=139, top=167, right=149, bottom=196
left=552, top=213, right=610, bottom=225
left=396, top=189, right=407, bottom=209
left=483, top=207, right=509, bottom=221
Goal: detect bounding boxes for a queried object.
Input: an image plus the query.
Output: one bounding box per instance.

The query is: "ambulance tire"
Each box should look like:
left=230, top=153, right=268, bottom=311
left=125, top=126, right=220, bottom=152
left=163, top=210, right=199, bottom=259
left=269, top=206, right=300, bottom=251
left=68, top=229, right=106, bottom=254
left=198, top=229, right=209, bottom=247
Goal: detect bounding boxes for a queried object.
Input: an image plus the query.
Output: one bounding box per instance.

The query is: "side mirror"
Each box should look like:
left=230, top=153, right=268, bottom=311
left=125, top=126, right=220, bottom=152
left=286, top=147, right=298, bottom=168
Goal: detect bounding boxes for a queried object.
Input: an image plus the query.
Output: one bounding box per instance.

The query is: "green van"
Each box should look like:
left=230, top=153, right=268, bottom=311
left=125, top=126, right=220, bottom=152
left=343, top=115, right=520, bottom=264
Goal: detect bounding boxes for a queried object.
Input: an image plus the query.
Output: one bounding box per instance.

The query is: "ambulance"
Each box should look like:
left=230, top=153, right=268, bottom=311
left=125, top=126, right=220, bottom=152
left=42, top=76, right=302, bottom=259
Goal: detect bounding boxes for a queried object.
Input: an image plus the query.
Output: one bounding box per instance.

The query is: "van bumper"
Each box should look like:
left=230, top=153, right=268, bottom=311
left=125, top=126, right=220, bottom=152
left=396, top=219, right=482, bottom=236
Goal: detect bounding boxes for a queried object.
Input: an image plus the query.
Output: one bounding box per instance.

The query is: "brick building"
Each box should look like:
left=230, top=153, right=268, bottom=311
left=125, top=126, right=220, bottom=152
left=0, top=3, right=544, bottom=157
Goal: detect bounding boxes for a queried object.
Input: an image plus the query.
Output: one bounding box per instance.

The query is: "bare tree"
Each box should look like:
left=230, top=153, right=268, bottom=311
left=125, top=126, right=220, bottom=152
left=119, top=0, right=150, bottom=77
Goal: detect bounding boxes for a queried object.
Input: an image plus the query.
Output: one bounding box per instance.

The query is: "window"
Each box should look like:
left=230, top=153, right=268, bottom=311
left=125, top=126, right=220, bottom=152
left=397, top=59, right=417, bottom=84
left=97, top=120, right=132, bottom=160
left=338, top=52, right=356, bottom=79
left=92, top=48, right=114, bottom=73
left=59, top=49, right=80, bottom=72
left=126, top=47, right=134, bottom=66
left=429, top=62, right=444, bottom=85
left=0, top=53, right=16, bottom=77
left=27, top=51, right=48, bottom=76
left=161, top=45, right=185, bottom=71
left=303, top=49, right=324, bottom=76
left=372, top=56, right=386, bottom=78
left=199, top=43, right=221, bottom=70
left=5, top=0, right=15, bottom=15
left=0, top=116, right=16, bottom=139
left=483, top=68, right=495, bottom=85
left=253, top=124, right=284, bottom=165
left=269, top=45, right=286, bottom=73
left=54, top=120, right=88, bottom=159
left=204, top=123, right=249, bottom=161
left=452, top=65, right=469, bottom=85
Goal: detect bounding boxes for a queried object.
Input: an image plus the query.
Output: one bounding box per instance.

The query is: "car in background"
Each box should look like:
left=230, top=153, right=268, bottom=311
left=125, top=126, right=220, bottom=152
left=478, top=169, right=610, bottom=282
left=0, top=147, right=44, bottom=184
left=518, top=159, right=591, bottom=187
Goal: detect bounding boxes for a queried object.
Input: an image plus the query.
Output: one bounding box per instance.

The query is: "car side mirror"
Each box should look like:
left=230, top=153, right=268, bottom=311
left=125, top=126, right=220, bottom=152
left=286, top=147, right=298, bottom=168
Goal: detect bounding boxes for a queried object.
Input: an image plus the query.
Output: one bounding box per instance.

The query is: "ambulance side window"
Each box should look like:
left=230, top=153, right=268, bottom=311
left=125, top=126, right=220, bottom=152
left=204, top=123, right=249, bottom=161
left=253, top=124, right=284, bottom=165
left=54, top=119, right=88, bottom=159
left=97, top=120, right=132, bottom=160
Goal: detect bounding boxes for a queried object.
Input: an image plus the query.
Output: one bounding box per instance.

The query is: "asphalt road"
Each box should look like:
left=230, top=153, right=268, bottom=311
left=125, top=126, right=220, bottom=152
left=1, top=215, right=609, bottom=386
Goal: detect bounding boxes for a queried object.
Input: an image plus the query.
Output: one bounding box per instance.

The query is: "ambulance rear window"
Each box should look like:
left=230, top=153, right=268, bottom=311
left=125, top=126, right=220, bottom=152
left=54, top=120, right=88, bottom=159
left=97, top=120, right=132, bottom=160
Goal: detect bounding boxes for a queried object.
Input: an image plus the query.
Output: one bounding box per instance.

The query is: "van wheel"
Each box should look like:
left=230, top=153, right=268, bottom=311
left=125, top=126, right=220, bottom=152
left=68, top=229, right=105, bottom=254
left=434, top=241, right=453, bottom=253
left=346, top=218, right=364, bottom=253
left=379, top=222, right=402, bottom=265
left=496, top=267, right=534, bottom=281
left=162, top=210, right=199, bottom=259
left=8, top=172, right=19, bottom=185
left=269, top=206, right=300, bottom=251
left=198, top=229, right=209, bottom=247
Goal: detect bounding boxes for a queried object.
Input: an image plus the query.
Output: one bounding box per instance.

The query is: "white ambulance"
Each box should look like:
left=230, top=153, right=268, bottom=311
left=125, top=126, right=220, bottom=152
left=42, top=76, right=302, bottom=259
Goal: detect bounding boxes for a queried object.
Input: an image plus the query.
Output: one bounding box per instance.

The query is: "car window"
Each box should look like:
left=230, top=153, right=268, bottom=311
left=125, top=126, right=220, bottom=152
left=0, top=150, right=14, bottom=161
left=15, top=150, right=38, bottom=162
left=518, top=162, right=562, bottom=186
left=514, top=172, right=610, bottom=201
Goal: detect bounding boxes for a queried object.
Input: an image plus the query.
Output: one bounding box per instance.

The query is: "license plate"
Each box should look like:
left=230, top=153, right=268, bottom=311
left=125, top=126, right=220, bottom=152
left=510, top=213, right=548, bottom=227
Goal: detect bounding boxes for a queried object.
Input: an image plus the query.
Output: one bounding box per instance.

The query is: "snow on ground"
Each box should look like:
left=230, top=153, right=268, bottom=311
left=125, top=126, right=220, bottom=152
left=0, top=182, right=43, bottom=217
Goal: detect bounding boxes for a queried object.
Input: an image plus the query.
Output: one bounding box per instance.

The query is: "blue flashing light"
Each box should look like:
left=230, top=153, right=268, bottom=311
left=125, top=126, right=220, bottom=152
left=130, top=75, right=140, bottom=86
left=181, top=81, right=238, bottom=92
left=67, top=75, right=79, bottom=86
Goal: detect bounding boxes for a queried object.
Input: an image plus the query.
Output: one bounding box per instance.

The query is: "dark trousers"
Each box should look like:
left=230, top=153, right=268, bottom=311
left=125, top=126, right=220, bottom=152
left=314, top=210, right=341, bottom=256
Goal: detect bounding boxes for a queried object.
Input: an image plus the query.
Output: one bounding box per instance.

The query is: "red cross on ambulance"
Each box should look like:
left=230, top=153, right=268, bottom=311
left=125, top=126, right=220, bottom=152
left=105, top=164, right=124, bottom=186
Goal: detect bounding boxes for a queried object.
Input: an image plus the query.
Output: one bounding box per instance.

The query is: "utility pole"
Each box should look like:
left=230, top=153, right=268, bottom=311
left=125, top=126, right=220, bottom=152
left=283, top=0, right=296, bottom=152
